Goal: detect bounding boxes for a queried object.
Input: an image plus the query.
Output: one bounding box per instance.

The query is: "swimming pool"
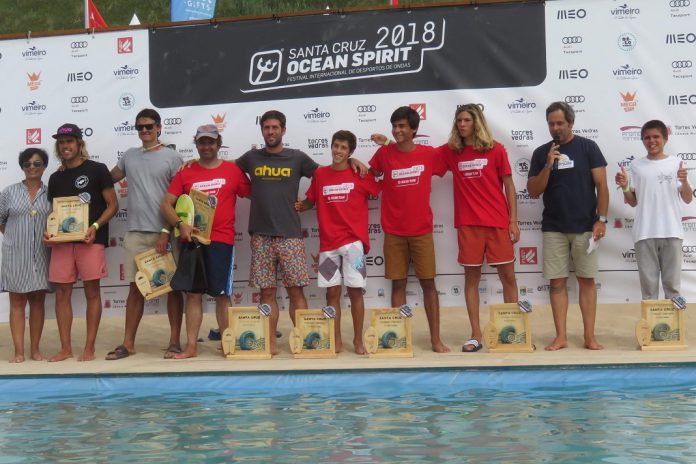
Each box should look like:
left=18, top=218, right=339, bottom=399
left=1, top=366, right=695, bottom=463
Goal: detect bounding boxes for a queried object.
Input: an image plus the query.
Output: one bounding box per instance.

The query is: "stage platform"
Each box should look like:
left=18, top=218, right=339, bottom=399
left=1, top=303, right=695, bottom=377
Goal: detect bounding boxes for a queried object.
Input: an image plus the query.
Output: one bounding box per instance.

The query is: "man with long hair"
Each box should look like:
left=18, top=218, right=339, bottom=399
left=46, top=123, right=118, bottom=361
left=439, top=104, right=520, bottom=352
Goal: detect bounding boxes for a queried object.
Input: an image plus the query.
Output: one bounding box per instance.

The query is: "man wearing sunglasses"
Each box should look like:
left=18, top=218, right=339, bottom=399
left=106, top=109, right=184, bottom=360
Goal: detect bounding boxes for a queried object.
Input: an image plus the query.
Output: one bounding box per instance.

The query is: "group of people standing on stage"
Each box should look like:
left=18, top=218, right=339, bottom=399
left=1, top=101, right=691, bottom=363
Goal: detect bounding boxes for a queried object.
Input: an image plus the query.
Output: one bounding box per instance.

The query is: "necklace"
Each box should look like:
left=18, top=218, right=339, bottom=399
left=142, top=143, right=163, bottom=152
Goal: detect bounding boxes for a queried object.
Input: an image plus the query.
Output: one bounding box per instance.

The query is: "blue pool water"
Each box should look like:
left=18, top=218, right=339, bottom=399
left=1, top=367, right=696, bottom=463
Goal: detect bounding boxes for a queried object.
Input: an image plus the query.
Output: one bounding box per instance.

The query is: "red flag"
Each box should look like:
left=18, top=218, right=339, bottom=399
left=87, top=0, right=108, bottom=29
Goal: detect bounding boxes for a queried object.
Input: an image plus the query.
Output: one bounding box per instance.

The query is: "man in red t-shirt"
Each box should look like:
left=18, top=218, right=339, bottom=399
left=161, top=125, right=250, bottom=359
left=439, top=104, right=520, bottom=352
left=369, top=106, right=450, bottom=353
left=296, top=130, right=381, bottom=355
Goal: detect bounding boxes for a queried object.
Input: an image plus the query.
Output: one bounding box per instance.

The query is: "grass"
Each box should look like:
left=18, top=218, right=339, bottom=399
left=0, top=0, right=464, bottom=35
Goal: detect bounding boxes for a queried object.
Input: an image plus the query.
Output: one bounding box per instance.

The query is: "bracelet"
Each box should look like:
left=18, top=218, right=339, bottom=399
left=622, top=185, right=631, bottom=193
left=175, top=219, right=183, bottom=229
left=161, top=227, right=171, bottom=234
left=383, top=139, right=390, bottom=146
left=544, top=162, right=552, bottom=170
left=91, top=222, right=100, bottom=230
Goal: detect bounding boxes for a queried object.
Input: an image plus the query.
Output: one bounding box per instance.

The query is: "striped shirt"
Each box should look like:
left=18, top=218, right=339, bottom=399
left=0, top=181, right=51, bottom=293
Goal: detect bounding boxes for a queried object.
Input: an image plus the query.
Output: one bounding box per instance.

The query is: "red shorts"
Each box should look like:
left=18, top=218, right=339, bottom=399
left=457, top=226, right=514, bottom=266
left=48, top=243, right=108, bottom=283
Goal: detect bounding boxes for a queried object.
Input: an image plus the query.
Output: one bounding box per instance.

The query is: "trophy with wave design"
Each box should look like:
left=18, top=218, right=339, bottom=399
left=46, top=195, right=89, bottom=242
left=364, top=305, right=413, bottom=358
left=636, top=298, right=687, bottom=351
left=483, top=302, right=534, bottom=353
left=223, top=305, right=271, bottom=359
left=189, top=188, right=216, bottom=245
left=289, top=307, right=336, bottom=358
left=133, top=248, right=177, bottom=300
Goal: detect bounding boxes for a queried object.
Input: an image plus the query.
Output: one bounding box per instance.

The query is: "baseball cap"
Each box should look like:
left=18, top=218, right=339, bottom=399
left=52, top=123, right=83, bottom=139
left=195, top=124, right=220, bottom=141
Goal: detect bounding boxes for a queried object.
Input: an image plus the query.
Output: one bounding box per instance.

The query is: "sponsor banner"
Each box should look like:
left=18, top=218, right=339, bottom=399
left=171, top=0, right=217, bottom=21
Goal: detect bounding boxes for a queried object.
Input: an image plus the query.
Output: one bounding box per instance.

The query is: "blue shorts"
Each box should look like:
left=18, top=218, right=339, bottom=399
left=199, top=241, right=235, bottom=297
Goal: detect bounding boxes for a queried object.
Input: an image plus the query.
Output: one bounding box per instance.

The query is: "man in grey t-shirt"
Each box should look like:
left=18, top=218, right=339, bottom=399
left=236, top=110, right=317, bottom=354
left=106, top=108, right=184, bottom=360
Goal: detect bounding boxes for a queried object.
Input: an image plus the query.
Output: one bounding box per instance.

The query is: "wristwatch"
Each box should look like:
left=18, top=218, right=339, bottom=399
left=598, top=216, right=608, bottom=224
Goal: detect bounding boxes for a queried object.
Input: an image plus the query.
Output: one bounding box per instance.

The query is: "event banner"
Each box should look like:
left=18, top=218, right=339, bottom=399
left=150, top=3, right=546, bottom=106
left=0, top=0, right=695, bottom=321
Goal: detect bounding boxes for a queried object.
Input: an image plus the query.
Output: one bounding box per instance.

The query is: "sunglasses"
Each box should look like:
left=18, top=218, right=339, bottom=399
left=135, top=123, right=156, bottom=131
left=22, top=160, right=44, bottom=169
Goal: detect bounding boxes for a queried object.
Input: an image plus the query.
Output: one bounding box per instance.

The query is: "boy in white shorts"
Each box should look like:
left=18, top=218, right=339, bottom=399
left=296, top=130, right=380, bottom=354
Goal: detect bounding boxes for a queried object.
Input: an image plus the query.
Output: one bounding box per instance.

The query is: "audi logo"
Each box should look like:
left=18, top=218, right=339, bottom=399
left=679, top=153, right=696, bottom=160
left=672, top=60, right=693, bottom=68
left=562, top=36, right=583, bottom=44
left=683, top=246, right=696, bottom=253
left=163, top=118, right=182, bottom=125
left=564, top=95, right=586, bottom=103
left=71, top=96, right=88, bottom=103
left=357, top=105, right=377, bottom=113
left=71, top=41, right=88, bottom=49
left=81, top=127, right=93, bottom=137
left=670, top=0, right=690, bottom=7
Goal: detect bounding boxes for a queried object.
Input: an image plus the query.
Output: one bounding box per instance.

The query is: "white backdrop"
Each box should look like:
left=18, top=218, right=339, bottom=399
left=0, top=0, right=695, bottom=321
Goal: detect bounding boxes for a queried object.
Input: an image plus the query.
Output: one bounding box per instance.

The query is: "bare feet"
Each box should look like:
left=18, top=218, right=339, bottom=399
left=78, top=349, right=96, bottom=362
left=31, top=352, right=45, bottom=361
left=545, top=337, right=568, bottom=351
left=10, top=354, right=25, bottom=363
left=173, top=349, right=197, bottom=359
left=584, top=338, right=604, bottom=350
left=335, top=338, right=343, bottom=354
left=270, top=340, right=278, bottom=356
left=432, top=340, right=451, bottom=353
left=49, top=350, right=74, bottom=362
left=353, top=340, right=367, bottom=355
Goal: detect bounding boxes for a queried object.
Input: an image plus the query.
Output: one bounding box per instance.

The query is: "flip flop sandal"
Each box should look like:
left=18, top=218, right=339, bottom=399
left=105, top=345, right=131, bottom=360
left=461, top=339, right=483, bottom=352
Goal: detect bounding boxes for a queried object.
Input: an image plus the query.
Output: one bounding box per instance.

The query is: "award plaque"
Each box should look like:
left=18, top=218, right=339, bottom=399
left=222, top=305, right=271, bottom=359
left=46, top=195, right=89, bottom=242
left=483, top=302, right=534, bottom=353
left=636, top=299, right=687, bottom=351
left=133, top=248, right=177, bottom=300
left=189, top=188, right=216, bottom=245
left=363, top=306, right=413, bottom=358
left=289, top=308, right=336, bottom=358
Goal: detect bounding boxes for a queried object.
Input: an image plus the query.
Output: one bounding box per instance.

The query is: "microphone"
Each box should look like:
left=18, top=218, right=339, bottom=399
left=552, top=135, right=561, bottom=170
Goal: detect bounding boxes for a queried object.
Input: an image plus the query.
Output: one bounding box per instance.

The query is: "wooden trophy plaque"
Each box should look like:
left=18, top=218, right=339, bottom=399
left=483, top=302, right=534, bottom=353
left=636, top=298, right=687, bottom=351
left=46, top=195, right=89, bottom=242
left=289, top=307, right=336, bottom=359
left=363, top=305, right=413, bottom=358
left=189, top=188, right=216, bottom=245
left=133, top=248, right=177, bottom=300
left=222, top=305, right=272, bottom=359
